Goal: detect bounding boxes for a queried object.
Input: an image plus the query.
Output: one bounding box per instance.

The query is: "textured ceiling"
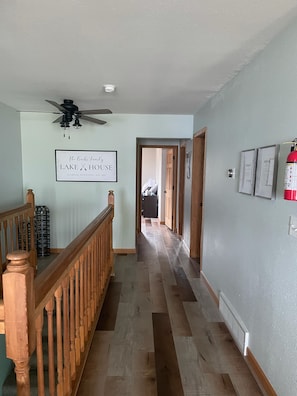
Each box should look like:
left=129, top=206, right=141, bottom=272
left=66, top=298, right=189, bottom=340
left=1, top=0, right=297, bottom=115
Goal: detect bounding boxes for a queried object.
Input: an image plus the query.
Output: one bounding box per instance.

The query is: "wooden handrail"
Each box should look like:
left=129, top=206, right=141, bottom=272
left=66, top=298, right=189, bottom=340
left=0, top=203, right=32, bottom=219
left=1, top=190, right=115, bottom=395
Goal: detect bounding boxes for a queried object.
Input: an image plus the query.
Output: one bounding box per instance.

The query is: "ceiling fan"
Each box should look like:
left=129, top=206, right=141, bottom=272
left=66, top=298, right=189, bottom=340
left=46, top=99, right=112, bottom=129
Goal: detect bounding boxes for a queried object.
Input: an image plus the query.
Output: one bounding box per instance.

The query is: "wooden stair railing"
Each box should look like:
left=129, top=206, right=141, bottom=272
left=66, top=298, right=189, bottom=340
left=0, top=189, right=37, bottom=295
left=0, top=190, right=115, bottom=396
left=0, top=189, right=36, bottom=333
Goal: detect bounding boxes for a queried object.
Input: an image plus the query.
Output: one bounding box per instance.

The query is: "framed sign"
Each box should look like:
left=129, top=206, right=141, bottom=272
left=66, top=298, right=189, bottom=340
left=238, top=149, right=257, bottom=195
left=254, top=145, right=279, bottom=199
left=55, top=150, right=117, bottom=182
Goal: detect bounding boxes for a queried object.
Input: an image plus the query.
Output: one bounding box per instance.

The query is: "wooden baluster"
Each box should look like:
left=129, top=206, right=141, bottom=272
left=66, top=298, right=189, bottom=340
left=109, top=219, right=113, bottom=273
left=99, top=233, right=103, bottom=293
left=97, top=233, right=101, bottom=298
left=103, top=228, right=107, bottom=282
left=96, top=233, right=100, bottom=297
left=83, top=252, right=88, bottom=341
left=45, top=298, right=56, bottom=396
left=79, top=255, right=85, bottom=352
left=24, top=215, right=29, bottom=253
left=9, top=218, right=14, bottom=252
left=62, top=277, right=71, bottom=395
left=92, top=240, right=96, bottom=317
left=54, top=286, right=64, bottom=396
left=94, top=236, right=98, bottom=304
left=87, top=246, right=92, bottom=331
left=89, top=244, right=93, bottom=324
left=103, top=229, right=106, bottom=286
left=90, top=239, right=95, bottom=313
left=15, top=215, right=21, bottom=250
left=95, top=232, right=100, bottom=305
left=85, top=248, right=89, bottom=332
left=3, top=220, right=8, bottom=264
left=98, top=233, right=102, bottom=305
left=69, top=267, right=76, bottom=380
left=35, top=312, right=45, bottom=396
left=101, top=228, right=105, bottom=283
left=106, top=222, right=110, bottom=271
left=105, top=224, right=109, bottom=276
left=26, top=189, right=37, bottom=272
left=3, top=250, right=35, bottom=396
left=74, top=261, right=81, bottom=366
left=20, top=214, right=25, bottom=252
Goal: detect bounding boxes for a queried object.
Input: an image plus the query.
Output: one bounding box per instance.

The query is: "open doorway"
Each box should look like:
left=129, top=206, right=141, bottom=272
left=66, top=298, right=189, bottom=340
left=136, top=144, right=179, bottom=235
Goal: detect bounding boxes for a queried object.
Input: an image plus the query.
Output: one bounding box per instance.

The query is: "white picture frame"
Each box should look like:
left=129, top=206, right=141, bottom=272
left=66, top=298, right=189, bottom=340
left=254, top=145, right=279, bottom=199
left=55, top=150, right=118, bottom=182
left=238, top=149, right=257, bottom=195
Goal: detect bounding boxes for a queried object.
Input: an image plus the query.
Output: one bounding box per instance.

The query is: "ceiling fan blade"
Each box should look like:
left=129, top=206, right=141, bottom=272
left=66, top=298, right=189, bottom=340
left=80, top=115, right=107, bottom=125
left=45, top=100, right=65, bottom=113
left=53, top=116, right=63, bottom=123
left=79, top=109, right=112, bottom=115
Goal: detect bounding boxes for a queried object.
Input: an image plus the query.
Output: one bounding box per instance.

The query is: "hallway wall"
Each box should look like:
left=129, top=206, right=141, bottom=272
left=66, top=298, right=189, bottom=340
left=0, top=102, right=23, bottom=210
left=20, top=114, right=193, bottom=250
left=191, top=17, right=297, bottom=396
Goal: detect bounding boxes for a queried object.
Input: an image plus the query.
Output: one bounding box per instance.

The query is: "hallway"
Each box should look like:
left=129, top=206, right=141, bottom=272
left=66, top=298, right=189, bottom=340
left=77, top=219, right=263, bottom=396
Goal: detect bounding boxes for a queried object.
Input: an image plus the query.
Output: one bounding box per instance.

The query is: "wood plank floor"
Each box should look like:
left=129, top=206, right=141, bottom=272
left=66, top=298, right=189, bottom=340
left=77, top=218, right=263, bottom=396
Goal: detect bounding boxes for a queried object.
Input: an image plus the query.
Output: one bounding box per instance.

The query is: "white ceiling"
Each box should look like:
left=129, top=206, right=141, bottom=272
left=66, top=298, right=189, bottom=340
left=1, top=0, right=297, bottom=116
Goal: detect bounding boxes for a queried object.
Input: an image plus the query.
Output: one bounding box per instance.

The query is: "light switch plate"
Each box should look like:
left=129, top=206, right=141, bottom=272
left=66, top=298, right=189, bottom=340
left=228, top=168, right=236, bottom=178
left=289, top=216, right=297, bottom=238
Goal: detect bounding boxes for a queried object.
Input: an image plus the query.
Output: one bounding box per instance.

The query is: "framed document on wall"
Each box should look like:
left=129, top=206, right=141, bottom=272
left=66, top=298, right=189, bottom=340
left=55, top=150, right=117, bottom=182
left=254, top=145, right=279, bottom=199
left=238, top=149, right=257, bottom=195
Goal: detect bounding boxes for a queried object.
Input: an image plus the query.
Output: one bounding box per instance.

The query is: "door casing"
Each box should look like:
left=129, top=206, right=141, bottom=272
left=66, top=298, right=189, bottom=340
left=190, top=127, right=207, bottom=264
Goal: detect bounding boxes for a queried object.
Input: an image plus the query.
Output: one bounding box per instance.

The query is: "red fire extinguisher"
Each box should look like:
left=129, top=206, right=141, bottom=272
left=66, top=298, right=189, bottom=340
left=284, top=144, right=297, bottom=200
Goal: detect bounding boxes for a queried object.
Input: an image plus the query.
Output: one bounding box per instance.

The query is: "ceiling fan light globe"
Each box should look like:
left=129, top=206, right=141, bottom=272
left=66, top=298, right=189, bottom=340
left=73, top=118, right=82, bottom=129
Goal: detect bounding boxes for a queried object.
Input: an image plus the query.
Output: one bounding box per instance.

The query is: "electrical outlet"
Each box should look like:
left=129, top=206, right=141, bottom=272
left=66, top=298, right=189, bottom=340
left=289, top=216, right=297, bottom=238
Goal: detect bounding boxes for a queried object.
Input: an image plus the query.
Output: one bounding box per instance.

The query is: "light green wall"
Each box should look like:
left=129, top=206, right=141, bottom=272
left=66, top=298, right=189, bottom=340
left=21, top=113, right=193, bottom=249
left=191, top=18, right=297, bottom=395
left=0, top=102, right=23, bottom=209
left=0, top=101, right=22, bottom=395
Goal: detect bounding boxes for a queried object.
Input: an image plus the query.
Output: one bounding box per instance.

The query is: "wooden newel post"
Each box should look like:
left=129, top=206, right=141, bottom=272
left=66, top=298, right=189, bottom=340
left=108, top=190, right=114, bottom=207
left=3, top=250, right=36, bottom=396
left=26, top=189, right=35, bottom=208
left=107, top=191, right=115, bottom=276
